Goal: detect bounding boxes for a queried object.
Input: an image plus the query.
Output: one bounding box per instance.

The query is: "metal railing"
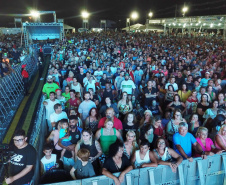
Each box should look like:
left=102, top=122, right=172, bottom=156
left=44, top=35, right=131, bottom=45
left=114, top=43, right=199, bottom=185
left=0, top=46, right=38, bottom=142
left=42, top=153, right=226, bottom=185
left=29, top=95, right=46, bottom=185
left=30, top=95, right=226, bottom=185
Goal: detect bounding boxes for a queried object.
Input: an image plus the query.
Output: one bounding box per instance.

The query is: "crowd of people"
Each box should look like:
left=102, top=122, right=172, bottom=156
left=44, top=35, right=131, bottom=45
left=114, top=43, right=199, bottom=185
left=6, top=31, right=226, bottom=184
left=41, top=32, right=226, bottom=183
left=0, top=34, right=28, bottom=78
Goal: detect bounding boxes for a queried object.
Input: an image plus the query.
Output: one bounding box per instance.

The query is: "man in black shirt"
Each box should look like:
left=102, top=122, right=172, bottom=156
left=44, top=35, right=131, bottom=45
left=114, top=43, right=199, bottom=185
left=143, top=80, right=157, bottom=109
left=76, top=67, right=86, bottom=87
left=185, top=75, right=195, bottom=91
left=175, top=71, right=185, bottom=89
left=58, top=116, right=82, bottom=171
left=6, top=130, right=36, bottom=185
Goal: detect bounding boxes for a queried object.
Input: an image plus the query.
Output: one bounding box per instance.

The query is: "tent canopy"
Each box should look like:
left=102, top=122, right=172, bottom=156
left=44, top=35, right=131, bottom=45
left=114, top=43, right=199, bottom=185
left=64, top=24, right=75, bottom=30
left=122, top=23, right=164, bottom=32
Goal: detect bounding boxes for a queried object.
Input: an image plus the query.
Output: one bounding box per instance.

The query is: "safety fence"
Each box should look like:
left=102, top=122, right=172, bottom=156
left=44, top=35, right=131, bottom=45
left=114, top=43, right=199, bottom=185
left=29, top=97, right=226, bottom=185
left=29, top=95, right=47, bottom=185
left=41, top=153, right=226, bottom=185
left=0, top=46, right=38, bottom=142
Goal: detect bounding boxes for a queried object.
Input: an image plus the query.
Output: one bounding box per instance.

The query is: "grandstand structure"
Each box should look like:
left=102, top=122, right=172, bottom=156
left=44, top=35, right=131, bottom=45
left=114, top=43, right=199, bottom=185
left=147, top=15, right=226, bottom=39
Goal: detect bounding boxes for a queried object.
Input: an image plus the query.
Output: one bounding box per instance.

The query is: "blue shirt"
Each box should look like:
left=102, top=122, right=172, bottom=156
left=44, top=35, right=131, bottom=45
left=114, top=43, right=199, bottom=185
left=173, top=132, right=197, bottom=158
left=200, top=78, right=211, bottom=87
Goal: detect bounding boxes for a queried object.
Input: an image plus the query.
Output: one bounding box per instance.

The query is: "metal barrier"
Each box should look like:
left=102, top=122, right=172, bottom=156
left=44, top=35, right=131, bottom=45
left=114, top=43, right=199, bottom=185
left=29, top=95, right=47, bottom=185
left=0, top=46, right=38, bottom=142
left=29, top=90, right=226, bottom=185
left=40, top=153, right=226, bottom=185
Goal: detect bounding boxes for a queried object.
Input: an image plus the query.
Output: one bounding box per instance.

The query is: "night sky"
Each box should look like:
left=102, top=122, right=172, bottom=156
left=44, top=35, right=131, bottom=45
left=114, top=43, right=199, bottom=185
left=0, top=0, right=225, bottom=28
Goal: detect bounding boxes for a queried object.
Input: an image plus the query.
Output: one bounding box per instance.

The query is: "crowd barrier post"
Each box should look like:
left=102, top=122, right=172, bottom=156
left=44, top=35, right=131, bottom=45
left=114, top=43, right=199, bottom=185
left=197, top=159, right=205, bottom=185
left=148, top=169, right=155, bottom=185
left=222, top=155, right=226, bottom=184
left=178, top=164, right=185, bottom=185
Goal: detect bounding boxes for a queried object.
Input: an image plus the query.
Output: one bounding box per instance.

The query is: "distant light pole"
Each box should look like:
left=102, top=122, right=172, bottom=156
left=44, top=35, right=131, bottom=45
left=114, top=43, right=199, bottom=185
left=146, top=11, right=153, bottom=32
left=182, top=6, right=188, bottom=17
left=130, top=11, right=138, bottom=32
left=30, top=10, right=40, bottom=22
left=81, top=10, right=89, bottom=29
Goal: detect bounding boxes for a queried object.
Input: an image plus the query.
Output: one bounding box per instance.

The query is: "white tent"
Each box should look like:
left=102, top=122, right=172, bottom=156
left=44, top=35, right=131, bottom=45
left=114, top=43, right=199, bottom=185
left=122, top=23, right=144, bottom=31
left=122, top=24, right=164, bottom=32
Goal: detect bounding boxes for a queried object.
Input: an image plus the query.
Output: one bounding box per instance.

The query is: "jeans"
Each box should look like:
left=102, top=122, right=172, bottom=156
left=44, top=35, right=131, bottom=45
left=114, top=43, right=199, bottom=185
left=63, top=157, right=75, bottom=172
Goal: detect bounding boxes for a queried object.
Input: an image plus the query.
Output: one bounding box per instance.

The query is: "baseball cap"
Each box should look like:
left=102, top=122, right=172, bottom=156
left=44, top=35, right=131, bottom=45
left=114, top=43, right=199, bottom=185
left=47, top=75, right=53, bottom=79
left=21, top=64, right=26, bottom=68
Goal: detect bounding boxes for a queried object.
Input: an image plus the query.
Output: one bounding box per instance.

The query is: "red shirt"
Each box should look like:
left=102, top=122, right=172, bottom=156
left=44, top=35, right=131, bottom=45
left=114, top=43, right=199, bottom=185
left=21, top=70, right=29, bottom=78
left=98, top=116, right=123, bottom=130
left=154, top=126, right=163, bottom=136
left=69, top=98, right=80, bottom=108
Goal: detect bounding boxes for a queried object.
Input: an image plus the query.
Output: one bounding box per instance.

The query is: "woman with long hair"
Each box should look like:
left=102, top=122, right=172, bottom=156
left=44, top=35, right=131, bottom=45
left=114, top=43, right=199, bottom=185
left=166, top=109, right=186, bottom=143
left=117, top=92, right=133, bottom=120
left=71, top=76, right=83, bottom=98
left=203, top=100, right=219, bottom=120
left=84, top=108, right=100, bottom=134
left=186, top=90, right=198, bottom=115
left=153, top=137, right=183, bottom=173
left=197, top=94, right=211, bottom=122
left=167, top=94, right=186, bottom=115
left=123, top=131, right=139, bottom=159
left=188, top=114, right=201, bottom=136
left=178, top=83, right=191, bottom=103
left=122, top=113, right=139, bottom=140
left=215, top=125, right=226, bottom=151
left=218, top=93, right=226, bottom=109
left=75, top=129, right=102, bottom=175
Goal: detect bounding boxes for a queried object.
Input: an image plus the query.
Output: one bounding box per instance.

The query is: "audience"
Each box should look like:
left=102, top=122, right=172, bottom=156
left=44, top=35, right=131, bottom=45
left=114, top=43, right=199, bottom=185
left=36, top=31, right=226, bottom=183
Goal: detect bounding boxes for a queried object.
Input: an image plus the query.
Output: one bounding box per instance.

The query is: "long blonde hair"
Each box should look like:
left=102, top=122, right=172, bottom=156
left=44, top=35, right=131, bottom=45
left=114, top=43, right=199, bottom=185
left=126, top=130, right=138, bottom=154
left=219, top=125, right=226, bottom=135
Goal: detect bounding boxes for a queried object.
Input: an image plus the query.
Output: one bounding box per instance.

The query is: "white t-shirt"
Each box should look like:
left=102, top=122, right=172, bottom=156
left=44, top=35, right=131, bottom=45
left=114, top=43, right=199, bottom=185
left=50, top=111, right=68, bottom=123
left=94, top=71, right=103, bottom=76
left=41, top=154, right=57, bottom=173
left=120, top=80, right=136, bottom=95
left=44, top=99, right=60, bottom=120
left=78, top=100, right=96, bottom=121
left=84, top=80, right=96, bottom=92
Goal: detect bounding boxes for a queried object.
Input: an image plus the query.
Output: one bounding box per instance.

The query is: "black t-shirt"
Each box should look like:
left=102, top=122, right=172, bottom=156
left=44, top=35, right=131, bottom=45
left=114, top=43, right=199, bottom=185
left=143, top=87, right=157, bottom=105
left=197, top=103, right=211, bottom=114
left=175, top=77, right=185, bottom=89
left=185, top=82, right=195, bottom=91
left=100, top=78, right=107, bottom=86
left=122, top=123, right=139, bottom=140
left=76, top=73, right=86, bottom=86
left=9, top=144, right=36, bottom=185
left=103, top=155, right=131, bottom=173
left=102, top=89, right=114, bottom=104
left=149, top=105, right=160, bottom=115
left=70, top=129, right=82, bottom=145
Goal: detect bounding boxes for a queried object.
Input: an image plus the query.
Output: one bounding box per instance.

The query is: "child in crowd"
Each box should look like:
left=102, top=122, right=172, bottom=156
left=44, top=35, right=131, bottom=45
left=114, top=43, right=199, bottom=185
left=59, top=121, right=75, bottom=160
left=40, top=144, right=58, bottom=175
left=70, top=148, right=95, bottom=179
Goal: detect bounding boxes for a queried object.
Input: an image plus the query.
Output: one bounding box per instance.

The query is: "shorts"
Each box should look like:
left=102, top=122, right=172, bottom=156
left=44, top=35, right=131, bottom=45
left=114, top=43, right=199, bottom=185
left=61, top=140, right=72, bottom=147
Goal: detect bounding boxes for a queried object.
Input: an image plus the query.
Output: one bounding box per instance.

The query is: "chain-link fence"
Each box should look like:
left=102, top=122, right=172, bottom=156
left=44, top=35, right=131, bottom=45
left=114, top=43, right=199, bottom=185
left=0, top=46, right=38, bottom=142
